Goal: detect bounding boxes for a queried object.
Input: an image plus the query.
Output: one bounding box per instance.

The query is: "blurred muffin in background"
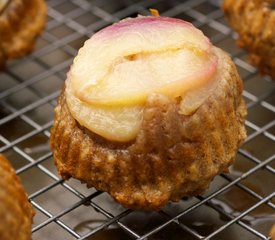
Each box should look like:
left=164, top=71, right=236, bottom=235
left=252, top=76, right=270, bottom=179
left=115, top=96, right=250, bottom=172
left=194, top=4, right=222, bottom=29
left=223, top=0, right=275, bottom=79
left=0, top=0, right=47, bottom=68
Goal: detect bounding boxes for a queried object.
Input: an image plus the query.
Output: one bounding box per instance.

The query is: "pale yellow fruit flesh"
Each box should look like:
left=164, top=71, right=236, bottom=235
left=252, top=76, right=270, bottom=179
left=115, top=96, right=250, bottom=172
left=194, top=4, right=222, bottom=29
left=65, top=82, right=143, bottom=142
left=77, top=48, right=217, bottom=106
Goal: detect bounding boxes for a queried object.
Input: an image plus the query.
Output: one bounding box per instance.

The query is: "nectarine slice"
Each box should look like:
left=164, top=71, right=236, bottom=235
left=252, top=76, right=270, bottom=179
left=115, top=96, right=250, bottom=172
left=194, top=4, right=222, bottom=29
left=70, top=16, right=217, bottom=107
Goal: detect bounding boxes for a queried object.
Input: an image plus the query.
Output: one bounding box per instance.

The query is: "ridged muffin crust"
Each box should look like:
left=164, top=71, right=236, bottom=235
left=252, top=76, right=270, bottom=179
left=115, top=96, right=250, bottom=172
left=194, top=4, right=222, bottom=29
left=51, top=47, right=246, bottom=210
left=223, top=0, right=275, bottom=79
left=0, top=154, right=34, bottom=240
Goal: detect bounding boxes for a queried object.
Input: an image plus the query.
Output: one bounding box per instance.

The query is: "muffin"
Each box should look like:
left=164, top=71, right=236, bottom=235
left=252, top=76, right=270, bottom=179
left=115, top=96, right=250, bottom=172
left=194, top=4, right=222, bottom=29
left=0, top=0, right=47, bottom=68
left=223, top=0, right=275, bottom=79
left=0, top=154, right=34, bottom=240
left=50, top=15, right=247, bottom=210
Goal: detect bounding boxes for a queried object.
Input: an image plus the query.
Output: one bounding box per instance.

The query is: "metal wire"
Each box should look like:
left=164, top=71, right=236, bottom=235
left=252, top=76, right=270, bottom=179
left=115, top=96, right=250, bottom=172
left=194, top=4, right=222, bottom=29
left=0, top=0, right=274, bottom=239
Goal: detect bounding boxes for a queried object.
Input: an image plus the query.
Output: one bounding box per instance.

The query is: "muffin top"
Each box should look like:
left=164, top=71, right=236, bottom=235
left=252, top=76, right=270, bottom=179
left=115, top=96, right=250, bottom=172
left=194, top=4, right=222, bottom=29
left=65, top=16, right=219, bottom=141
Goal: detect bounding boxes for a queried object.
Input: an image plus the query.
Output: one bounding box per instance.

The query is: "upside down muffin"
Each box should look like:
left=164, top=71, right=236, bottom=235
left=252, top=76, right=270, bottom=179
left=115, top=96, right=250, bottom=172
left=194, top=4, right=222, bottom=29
left=0, top=0, right=47, bottom=67
left=0, top=154, right=34, bottom=240
left=223, top=0, right=275, bottom=79
left=50, top=15, right=247, bottom=210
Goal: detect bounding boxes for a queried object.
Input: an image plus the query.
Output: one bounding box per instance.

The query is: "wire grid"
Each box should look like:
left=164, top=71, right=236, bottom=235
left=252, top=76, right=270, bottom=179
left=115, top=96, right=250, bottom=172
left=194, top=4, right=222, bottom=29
left=0, top=0, right=274, bottom=239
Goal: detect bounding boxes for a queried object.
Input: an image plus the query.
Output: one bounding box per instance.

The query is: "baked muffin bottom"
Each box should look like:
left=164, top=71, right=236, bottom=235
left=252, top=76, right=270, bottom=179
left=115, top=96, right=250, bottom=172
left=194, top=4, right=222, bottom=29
left=51, top=47, right=247, bottom=210
left=0, top=0, right=47, bottom=67
left=0, top=154, right=34, bottom=240
left=223, top=0, right=275, bottom=79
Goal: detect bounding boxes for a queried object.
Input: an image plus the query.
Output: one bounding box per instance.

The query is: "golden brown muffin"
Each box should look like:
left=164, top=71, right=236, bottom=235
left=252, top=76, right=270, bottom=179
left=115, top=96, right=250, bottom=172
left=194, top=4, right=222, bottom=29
left=0, top=0, right=47, bottom=68
left=223, top=0, right=275, bottom=79
left=0, top=154, right=34, bottom=240
left=50, top=16, right=247, bottom=210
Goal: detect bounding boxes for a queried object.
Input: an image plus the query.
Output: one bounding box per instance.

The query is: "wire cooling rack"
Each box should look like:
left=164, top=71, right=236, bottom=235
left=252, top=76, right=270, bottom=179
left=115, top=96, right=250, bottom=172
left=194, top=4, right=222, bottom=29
left=0, top=0, right=274, bottom=239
